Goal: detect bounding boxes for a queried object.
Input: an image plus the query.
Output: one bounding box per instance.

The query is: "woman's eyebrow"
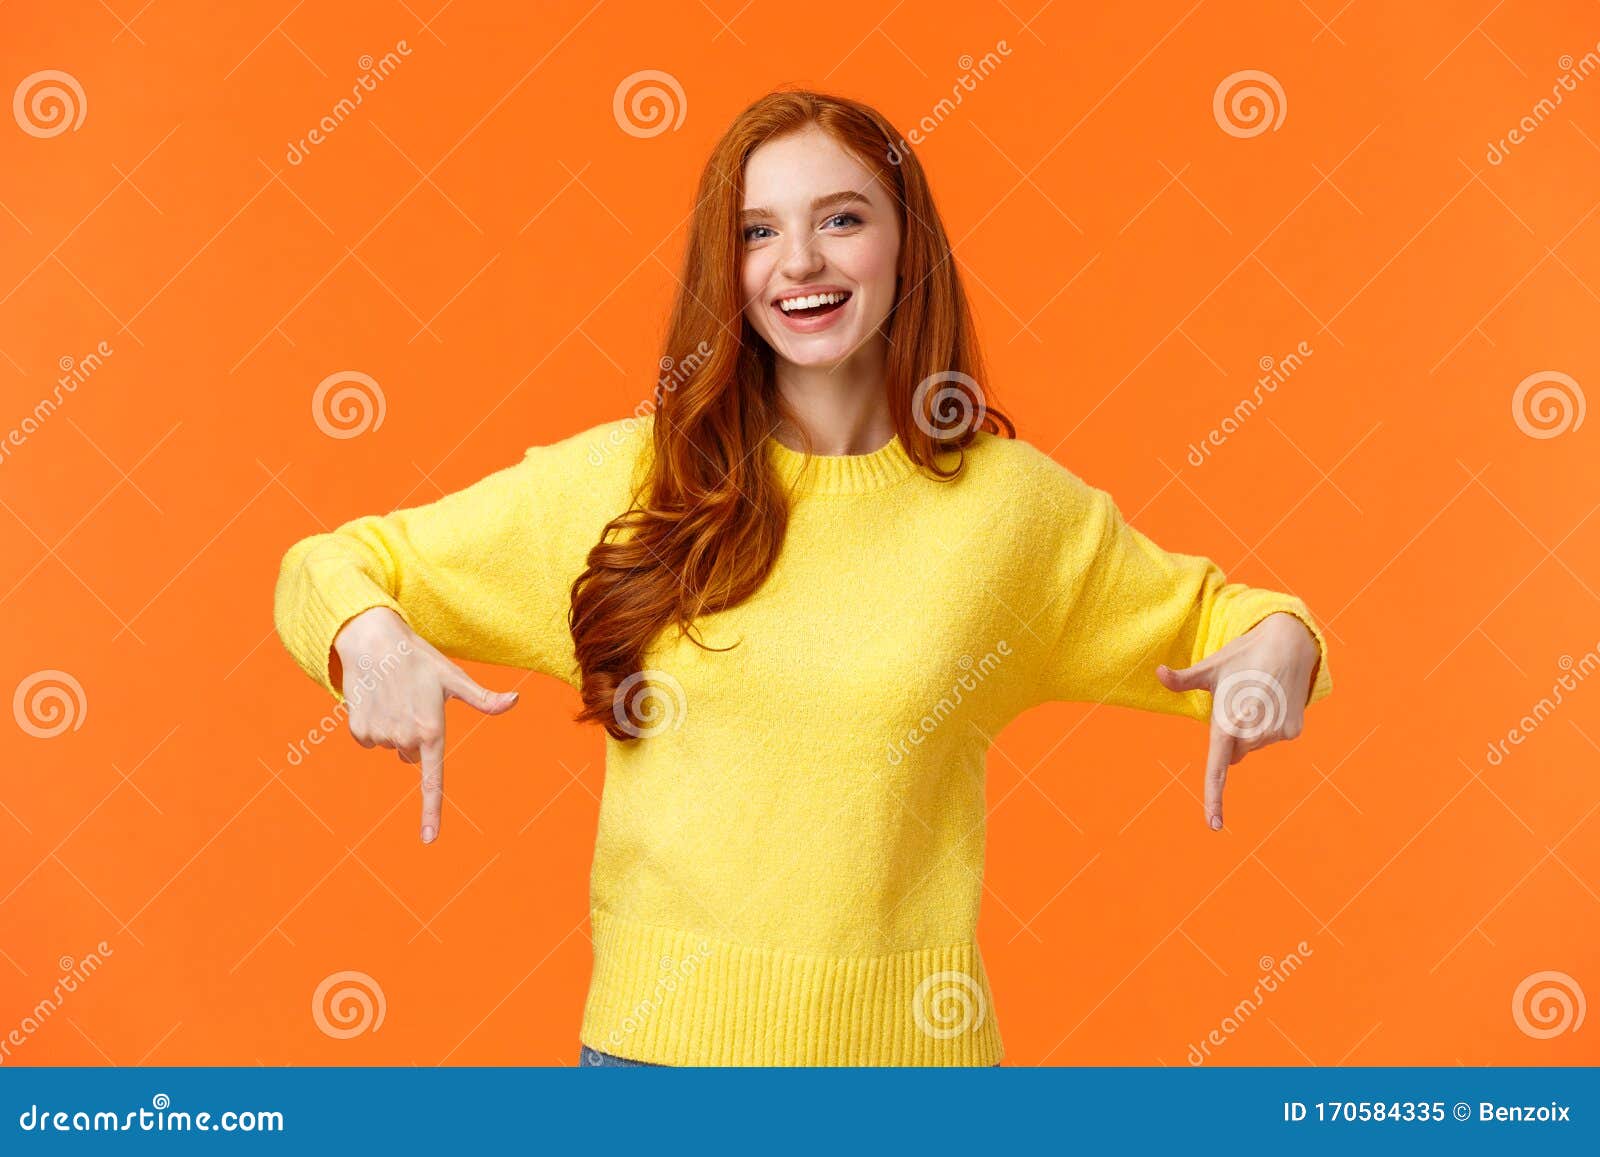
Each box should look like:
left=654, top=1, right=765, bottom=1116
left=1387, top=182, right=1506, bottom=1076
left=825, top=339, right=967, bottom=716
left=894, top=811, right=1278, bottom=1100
left=739, top=190, right=872, bottom=222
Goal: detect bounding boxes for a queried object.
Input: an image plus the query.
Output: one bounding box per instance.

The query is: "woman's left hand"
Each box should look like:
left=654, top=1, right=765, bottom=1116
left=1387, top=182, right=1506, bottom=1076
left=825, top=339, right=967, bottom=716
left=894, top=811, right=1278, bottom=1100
left=1154, top=612, right=1320, bottom=832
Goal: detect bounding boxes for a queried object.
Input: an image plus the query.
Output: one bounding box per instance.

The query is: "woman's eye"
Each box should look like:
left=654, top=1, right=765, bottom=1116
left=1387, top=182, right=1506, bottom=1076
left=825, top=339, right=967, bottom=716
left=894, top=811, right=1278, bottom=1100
left=744, top=224, right=774, bottom=241
left=824, top=212, right=862, bottom=229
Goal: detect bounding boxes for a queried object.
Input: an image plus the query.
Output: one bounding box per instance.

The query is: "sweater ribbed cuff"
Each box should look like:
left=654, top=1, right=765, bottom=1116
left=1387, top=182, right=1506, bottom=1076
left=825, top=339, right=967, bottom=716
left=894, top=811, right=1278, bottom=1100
left=579, top=908, right=1003, bottom=1066
left=285, top=562, right=409, bottom=702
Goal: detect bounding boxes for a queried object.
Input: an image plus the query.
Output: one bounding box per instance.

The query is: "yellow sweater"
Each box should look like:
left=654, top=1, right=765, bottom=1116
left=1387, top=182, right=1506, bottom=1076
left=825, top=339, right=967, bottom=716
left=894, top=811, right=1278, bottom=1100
left=273, top=414, right=1333, bottom=1066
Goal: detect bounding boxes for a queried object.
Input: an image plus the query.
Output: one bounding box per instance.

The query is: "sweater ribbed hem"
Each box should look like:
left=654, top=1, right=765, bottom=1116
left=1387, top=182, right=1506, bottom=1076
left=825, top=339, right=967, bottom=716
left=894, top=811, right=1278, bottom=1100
left=578, top=909, right=1003, bottom=1066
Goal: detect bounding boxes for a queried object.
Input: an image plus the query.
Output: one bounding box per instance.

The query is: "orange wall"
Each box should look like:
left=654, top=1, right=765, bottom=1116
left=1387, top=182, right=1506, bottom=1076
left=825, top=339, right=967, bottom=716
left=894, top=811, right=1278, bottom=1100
left=2, top=1, right=1597, bottom=1066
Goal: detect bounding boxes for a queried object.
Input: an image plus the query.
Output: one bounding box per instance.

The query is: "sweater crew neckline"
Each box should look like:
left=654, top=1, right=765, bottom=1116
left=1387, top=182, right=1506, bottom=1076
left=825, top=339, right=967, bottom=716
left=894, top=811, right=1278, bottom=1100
left=765, top=429, right=922, bottom=495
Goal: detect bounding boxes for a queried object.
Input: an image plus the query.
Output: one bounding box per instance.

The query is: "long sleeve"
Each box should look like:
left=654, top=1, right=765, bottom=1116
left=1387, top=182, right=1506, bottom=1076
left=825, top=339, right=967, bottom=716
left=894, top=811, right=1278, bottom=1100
left=273, top=417, right=652, bottom=702
left=1028, top=458, right=1333, bottom=723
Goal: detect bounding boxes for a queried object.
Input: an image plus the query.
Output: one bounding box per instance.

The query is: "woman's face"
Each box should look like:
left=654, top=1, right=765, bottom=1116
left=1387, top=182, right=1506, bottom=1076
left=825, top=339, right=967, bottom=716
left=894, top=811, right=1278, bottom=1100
left=739, top=124, right=902, bottom=370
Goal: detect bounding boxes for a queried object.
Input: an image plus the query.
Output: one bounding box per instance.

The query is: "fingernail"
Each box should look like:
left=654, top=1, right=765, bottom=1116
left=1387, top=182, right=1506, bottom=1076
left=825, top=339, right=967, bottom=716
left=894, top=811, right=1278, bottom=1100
left=1209, top=815, right=1223, bottom=831
left=422, top=826, right=436, bottom=843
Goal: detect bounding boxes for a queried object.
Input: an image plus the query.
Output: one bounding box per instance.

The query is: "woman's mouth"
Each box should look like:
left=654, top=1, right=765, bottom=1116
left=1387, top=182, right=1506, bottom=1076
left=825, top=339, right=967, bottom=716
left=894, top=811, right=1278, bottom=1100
left=773, top=289, right=852, bottom=332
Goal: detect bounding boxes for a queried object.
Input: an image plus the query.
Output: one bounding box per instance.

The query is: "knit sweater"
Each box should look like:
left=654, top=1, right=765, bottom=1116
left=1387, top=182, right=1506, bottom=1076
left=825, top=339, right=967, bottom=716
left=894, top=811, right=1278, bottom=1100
left=273, top=413, right=1333, bottom=1066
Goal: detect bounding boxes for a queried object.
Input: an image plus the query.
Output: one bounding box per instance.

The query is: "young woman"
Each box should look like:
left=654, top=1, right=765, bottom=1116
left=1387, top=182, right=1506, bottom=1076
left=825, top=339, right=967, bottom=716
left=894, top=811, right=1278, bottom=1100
left=273, top=89, right=1332, bottom=1068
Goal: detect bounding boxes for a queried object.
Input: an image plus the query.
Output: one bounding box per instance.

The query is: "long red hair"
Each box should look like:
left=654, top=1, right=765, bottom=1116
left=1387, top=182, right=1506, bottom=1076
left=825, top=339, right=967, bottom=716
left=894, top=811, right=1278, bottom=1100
left=569, top=88, right=1015, bottom=739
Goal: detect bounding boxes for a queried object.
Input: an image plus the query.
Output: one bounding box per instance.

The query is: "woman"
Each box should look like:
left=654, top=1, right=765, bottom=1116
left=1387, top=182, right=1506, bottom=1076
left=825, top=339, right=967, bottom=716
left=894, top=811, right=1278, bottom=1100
left=273, top=89, right=1332, bottom=1067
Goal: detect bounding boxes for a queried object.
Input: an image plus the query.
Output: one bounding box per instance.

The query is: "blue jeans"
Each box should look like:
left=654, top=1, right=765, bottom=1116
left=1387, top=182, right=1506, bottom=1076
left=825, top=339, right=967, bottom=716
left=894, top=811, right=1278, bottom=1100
left=579, top=1043, right=1001, bottom=1067
left=580, top=1044, right=664, bottom=1067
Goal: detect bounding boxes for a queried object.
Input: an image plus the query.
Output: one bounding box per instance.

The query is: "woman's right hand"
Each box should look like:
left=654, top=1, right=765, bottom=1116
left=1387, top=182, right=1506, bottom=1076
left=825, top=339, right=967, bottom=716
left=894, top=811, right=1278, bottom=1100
left=331, top=606, right=520, bottom=845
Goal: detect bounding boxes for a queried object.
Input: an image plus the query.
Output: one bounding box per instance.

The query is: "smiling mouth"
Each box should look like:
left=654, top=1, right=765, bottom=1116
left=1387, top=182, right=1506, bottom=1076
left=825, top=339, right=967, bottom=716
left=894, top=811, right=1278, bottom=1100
left=774, top=291, right=852, bottom=320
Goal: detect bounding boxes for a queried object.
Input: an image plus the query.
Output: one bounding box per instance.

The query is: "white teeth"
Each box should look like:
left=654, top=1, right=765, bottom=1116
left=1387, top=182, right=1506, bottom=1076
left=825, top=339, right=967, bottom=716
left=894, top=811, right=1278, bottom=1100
left=778, top=291, right=848, bottom=312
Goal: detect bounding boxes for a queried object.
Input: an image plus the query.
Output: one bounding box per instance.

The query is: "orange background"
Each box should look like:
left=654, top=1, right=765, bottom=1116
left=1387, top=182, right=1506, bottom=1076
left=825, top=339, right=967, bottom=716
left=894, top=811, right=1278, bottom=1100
left=3, top=0, right=1598, bottom=1066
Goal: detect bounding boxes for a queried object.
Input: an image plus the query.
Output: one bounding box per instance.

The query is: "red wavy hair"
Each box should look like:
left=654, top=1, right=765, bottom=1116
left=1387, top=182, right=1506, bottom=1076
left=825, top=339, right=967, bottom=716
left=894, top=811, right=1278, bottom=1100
left=569, top=88, right=1015, bottom=739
